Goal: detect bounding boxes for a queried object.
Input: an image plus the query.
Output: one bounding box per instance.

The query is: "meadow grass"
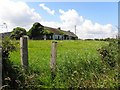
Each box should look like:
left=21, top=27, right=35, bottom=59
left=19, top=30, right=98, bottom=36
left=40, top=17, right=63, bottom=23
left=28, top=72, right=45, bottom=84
left=9, top=40, right=118, bottom=88
left=10, top=40, right=107, bottom=72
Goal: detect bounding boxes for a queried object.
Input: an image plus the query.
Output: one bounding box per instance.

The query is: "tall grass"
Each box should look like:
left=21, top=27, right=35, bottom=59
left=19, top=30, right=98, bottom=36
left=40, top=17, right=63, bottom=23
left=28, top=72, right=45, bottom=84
left=9, top=40, right=118, bottom=88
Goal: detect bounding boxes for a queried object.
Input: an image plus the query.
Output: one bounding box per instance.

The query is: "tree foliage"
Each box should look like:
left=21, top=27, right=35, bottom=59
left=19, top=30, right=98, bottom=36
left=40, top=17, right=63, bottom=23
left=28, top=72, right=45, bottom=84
left=10, top=27, right=27, bottom=40
left=27, top=22, right=44, bottom=39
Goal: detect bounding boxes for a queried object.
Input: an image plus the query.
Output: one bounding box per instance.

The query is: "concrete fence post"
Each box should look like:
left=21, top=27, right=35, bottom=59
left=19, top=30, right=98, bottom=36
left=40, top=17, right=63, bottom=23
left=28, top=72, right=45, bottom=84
left=50, top=41, right=57, bottom=80
left=20, top=36, right=28, bottom=69
left=0, top=47, right=2, bottom=88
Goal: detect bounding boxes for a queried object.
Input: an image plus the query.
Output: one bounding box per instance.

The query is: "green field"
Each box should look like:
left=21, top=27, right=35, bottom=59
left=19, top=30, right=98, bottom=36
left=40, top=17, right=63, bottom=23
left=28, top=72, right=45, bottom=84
left=10, top=40, right=107, bottom=65
left=9, top=40, right=118, bottom=88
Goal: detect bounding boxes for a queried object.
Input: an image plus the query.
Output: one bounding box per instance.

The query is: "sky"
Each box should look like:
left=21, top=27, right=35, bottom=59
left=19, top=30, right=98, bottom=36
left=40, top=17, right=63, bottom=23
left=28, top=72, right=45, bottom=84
left=0, top=0, right=118, bottom=39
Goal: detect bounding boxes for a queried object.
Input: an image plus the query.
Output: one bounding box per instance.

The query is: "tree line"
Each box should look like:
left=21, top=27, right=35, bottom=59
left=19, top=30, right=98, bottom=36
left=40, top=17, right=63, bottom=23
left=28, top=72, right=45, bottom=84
left=10, top=22, right=44, bottom=40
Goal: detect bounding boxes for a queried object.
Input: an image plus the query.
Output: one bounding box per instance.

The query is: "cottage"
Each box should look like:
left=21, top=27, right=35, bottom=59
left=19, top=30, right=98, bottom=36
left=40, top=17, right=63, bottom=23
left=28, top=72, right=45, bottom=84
left=43, top=26, right=78, bottom=40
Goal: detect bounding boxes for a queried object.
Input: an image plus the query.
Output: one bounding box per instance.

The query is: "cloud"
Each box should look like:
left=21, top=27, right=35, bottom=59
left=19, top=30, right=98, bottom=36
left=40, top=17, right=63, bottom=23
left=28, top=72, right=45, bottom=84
left=79, top=20, right=115, bottom=39
left=59, top=9, right=84, bottom=25
left=0, top=0, right=42, bottom=33
left=39, top=3, right=55, bottom=15
left=58, top=9, right=84, bottom=32
left=41, top=21, right=60, bottom=28
left=58, top=9, right=117, bottom=39
left=0, top=0, right=117, bottom=39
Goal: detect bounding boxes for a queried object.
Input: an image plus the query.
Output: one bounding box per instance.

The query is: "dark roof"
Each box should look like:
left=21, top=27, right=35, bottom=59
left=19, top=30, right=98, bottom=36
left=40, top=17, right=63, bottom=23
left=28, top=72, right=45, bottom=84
left=62, top=30, right=77, bottom=38
left=44, top=26, right=78, bottom=38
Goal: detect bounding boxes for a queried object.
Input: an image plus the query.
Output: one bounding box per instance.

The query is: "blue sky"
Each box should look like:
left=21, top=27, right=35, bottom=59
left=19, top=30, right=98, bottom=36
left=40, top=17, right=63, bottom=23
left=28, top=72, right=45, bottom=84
left=27, top=2, right=118, bottom=26
left=0, top=0, right=118, bottom=39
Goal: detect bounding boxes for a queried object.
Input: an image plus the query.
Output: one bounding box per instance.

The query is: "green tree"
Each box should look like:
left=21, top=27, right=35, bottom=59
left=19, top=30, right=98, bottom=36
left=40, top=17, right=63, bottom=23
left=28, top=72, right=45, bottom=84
left=10, top=27, right=27, bottom=40
left=27, top=22, right=44, bottom=39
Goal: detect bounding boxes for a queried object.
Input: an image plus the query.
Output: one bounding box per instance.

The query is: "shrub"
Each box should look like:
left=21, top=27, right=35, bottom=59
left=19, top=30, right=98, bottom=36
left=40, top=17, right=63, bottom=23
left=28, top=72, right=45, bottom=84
left=97, top=39, right=119, bottom=88
left=10, top=27, right=27, bottom=40
left=98, top=39, right=118, bottom=68
left=2, top=37, right=20, bottom=89
left=2, top=37, right=44, bottom=89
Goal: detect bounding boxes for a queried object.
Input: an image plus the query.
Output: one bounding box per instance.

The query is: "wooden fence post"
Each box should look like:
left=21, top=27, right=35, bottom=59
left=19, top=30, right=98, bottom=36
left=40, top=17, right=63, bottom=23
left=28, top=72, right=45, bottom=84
left=50, top=41, right=57, bottom=80
left=20, top=36, right=28, bottom=69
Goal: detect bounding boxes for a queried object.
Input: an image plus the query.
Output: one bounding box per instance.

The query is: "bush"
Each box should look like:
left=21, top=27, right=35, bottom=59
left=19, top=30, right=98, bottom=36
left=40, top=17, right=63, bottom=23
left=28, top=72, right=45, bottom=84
left=2, top=37, right=44, bottom=89
left=2, top=37, right=21, bottom=89
left=98, top=39, right=118, bottom=68
left=10, top=27, right=27, bottom=40
left=97, top=39, right=119, bottom=88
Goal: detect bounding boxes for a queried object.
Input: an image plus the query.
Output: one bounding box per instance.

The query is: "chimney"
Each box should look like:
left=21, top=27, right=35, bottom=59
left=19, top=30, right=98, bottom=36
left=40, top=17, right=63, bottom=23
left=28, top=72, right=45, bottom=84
left=58, top=27, right=61, bottom=30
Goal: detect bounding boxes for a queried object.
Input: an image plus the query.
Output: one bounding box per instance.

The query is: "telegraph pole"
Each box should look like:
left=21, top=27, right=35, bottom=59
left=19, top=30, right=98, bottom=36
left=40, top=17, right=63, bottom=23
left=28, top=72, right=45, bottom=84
left=75, top=25, right=76, bottom=35
left=3, top=23, right=8, bottom=32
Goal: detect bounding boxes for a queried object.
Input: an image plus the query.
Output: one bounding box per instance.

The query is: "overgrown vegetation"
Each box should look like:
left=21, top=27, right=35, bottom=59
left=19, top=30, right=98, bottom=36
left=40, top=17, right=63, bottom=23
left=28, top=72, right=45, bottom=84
left=9, top=39, right=119, bottom=88
left=2, top=37, right=24, bottom=89
left=2, top=37, right=118, bottom=89
left=2, top=37, right=42, bottom=89
left=98, top=39, right=118, bottom=68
